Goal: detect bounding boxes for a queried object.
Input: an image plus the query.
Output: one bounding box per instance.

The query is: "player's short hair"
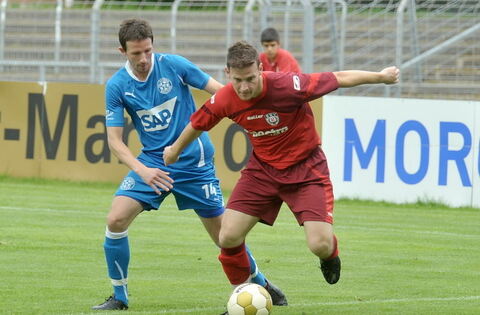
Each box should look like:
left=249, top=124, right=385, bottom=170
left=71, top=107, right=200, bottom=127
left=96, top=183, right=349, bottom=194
left=118, top=19, right=154, bottom=51
left=260, top=27, right=280, bottom=43
left=226, top=41, right=259, bottom=69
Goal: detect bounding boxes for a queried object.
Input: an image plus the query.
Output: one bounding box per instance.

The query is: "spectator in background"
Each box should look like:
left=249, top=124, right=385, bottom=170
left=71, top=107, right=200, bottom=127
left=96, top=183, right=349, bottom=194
left=259, top=27, right=301, bottom=73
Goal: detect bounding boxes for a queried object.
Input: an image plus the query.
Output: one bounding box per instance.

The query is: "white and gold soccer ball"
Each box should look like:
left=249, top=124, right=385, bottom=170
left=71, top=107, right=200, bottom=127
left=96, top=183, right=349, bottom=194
left=227, top=283, right=273, bottom=315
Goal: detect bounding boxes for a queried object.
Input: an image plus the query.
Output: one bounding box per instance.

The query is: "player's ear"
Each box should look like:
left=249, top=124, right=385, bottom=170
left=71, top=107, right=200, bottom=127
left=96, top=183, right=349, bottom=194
left=259, top=62, right=263, bottom=72
left=224, top=66, right=230, bottom=77
left=118, top=46, right=126, bottom=55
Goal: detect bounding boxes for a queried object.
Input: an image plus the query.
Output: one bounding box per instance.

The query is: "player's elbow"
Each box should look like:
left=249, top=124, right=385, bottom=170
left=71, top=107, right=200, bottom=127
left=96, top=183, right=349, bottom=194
left=333, top=72, right=355, bottom=88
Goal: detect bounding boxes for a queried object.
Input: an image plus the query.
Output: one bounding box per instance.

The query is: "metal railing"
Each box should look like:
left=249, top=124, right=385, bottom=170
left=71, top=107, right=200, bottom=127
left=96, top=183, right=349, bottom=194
left=0, top=0, right=478, bottom=100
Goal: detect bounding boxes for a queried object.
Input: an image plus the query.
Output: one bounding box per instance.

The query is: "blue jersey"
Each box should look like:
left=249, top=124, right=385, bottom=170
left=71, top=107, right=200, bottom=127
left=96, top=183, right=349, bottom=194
left=105, top=53, right=215, bottom=169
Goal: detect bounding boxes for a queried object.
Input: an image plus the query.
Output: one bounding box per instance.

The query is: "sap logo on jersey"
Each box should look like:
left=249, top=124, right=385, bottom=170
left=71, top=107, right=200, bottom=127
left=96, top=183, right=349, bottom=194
left=136, top=97, right=177, bottom=132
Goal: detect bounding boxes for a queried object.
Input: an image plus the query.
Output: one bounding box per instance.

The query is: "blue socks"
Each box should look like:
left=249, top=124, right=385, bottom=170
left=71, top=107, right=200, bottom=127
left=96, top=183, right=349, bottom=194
left=103, top=227, right=267, bottom=304
left=104, top=228, right=129, bottom=305
left=245, top=245, right=267, bottom=287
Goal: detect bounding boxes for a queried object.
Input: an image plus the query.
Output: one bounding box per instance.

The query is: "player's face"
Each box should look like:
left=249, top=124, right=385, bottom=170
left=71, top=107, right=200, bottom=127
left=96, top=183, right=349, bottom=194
left=120, top=38, right=153, bottom=80
left=261, top=41, right=280, bottom=61
left=226, top=63, right=263, bottom=101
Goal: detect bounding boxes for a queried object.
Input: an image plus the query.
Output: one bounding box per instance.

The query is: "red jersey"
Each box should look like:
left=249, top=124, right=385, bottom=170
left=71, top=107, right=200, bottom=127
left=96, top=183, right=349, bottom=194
left=259, top=48, right=301, bottom=73
left=190, top=71, right=339, bottom=169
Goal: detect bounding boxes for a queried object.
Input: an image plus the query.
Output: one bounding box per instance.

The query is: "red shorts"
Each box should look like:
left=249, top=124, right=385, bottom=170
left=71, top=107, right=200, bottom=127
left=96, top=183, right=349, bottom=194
left=227, top=146, right=334, bottom=226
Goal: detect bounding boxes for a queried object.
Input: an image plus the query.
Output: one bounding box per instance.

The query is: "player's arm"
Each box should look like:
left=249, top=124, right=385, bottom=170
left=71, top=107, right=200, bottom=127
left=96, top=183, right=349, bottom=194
left=172, top=55, right=223, bottom=94
left=107, top=126, right=173, bottom=194
left=203, top=77, right=224, bottom=94
left=333, top=66, right=400, bottom=88
left=163, top=123, right=203, bottom=166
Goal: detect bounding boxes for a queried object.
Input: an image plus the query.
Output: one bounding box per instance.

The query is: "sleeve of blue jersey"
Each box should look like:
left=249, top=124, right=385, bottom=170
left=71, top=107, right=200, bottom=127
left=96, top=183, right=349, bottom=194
left=105, top=81, right=126, bottom=127
left=169, top=54, right=210, bottom=90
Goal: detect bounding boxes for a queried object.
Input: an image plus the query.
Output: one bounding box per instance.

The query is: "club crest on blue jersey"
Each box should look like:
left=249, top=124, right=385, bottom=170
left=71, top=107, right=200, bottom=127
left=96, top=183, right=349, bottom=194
left=136, top=97, right=177, bottom=132
left=120, top=176, right=136, bottom=190
left=265, top=112, right=280, bottom=126
left=157, top=78, right=173, bottom=94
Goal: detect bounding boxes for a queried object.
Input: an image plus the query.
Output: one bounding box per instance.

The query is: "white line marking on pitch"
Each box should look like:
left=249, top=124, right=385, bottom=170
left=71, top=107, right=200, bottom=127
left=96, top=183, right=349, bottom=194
left=292, top=295, right=480, bottom=306
left=152, top=295, right=480, bottom=314
left=1, top=206, right=479, bottom=239
left=337, top=225, right=480, bottom=239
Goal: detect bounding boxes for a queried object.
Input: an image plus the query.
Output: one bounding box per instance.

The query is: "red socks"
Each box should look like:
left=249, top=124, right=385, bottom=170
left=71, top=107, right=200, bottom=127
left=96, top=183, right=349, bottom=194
left=218, top=242, right=251, bottom=285
left=326, top=235, right=339, bottom=260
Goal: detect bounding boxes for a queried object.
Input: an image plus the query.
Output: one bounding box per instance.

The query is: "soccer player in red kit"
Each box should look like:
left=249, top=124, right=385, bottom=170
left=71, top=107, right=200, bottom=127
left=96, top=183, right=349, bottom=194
left=259, top=27, right=301, bottom=73
left=164, top=41, right=399, bottom=289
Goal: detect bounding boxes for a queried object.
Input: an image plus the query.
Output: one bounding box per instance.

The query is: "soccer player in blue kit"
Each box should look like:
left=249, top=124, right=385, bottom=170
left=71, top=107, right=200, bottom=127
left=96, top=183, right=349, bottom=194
left=92, top=19, right=287, bottom=310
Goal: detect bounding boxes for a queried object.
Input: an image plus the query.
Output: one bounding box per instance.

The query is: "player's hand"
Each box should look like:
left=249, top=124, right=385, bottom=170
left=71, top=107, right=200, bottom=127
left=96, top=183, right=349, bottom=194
left=138, top=167, right=174, bottom=195
left=163, top=145, right=180, bottom=166
left=380, top=66, right=400, bottom=84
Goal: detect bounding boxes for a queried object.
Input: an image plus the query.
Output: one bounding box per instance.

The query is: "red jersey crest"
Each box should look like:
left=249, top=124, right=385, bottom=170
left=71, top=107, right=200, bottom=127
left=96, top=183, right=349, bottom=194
left=264, top=112, right=280, bottom=126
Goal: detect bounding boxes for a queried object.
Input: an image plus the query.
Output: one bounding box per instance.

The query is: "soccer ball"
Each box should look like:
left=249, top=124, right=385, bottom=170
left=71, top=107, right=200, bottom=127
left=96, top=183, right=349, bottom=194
left=227, top=283, right=273, bottom=315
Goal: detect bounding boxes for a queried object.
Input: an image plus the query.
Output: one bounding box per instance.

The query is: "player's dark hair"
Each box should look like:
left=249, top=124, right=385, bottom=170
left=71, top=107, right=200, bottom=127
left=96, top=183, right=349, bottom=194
left=260, top=27, right=280, bottom=43
left=226, top=41, right=259, bottom=69
left=118, top=19, right=154, bottom=51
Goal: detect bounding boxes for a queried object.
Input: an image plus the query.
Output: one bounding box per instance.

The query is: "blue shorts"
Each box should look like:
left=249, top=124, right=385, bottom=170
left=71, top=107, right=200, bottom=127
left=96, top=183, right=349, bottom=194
left=115, top=162, right=224, bottom=218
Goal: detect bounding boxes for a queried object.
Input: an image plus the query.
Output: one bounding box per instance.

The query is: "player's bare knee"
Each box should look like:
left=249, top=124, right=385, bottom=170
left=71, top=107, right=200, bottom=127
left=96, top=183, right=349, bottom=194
left=308, top=238, right=332, bottom=258
left=106, top=213, right=129, bottom=232
left=218, top=230, right=243, bottom=248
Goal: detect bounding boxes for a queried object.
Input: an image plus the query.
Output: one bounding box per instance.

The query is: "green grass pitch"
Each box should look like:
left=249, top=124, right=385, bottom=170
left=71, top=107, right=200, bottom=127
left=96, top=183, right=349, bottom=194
left=0, top=175, right=479, bottom=314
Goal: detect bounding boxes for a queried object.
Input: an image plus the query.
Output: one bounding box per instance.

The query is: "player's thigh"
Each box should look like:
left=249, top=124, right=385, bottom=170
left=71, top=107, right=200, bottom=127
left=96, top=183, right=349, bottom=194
left=107, top=196, right=144, bottom=231
left=219, top=209, right=260, bottom=248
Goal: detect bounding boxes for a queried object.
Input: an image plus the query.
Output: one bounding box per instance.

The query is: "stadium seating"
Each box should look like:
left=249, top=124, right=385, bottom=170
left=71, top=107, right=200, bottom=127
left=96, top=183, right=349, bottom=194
left=0, top=0, right=478, bottom=100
